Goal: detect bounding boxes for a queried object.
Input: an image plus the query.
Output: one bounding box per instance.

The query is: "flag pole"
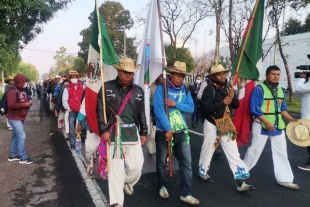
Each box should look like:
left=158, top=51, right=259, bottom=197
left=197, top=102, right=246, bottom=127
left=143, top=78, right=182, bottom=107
left=157, top=0, right=173, bottom=177
left=95, top=0, right=110, bottom=173
left=231, top=0, right=260, bottom=85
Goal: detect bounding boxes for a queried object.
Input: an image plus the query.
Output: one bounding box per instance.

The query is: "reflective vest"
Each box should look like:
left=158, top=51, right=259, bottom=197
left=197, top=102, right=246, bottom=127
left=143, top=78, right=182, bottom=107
left=260, top=83, right=285, bottom=130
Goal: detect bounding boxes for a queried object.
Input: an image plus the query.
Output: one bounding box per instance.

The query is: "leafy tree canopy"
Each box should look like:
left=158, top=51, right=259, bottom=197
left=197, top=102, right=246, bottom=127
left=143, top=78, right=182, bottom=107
left=78, top=1, right=137, bottom=63
left=165, top=45, right=195, bottom=73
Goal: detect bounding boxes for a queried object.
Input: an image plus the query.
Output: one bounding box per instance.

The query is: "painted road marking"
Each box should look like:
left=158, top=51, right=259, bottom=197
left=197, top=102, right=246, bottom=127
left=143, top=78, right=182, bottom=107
left=67, top=142, right=109, bottom=207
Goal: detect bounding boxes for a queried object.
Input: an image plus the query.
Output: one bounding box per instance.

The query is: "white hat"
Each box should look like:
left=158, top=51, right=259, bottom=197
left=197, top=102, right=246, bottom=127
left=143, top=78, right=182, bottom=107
left=286, top=119, right=310, bottom=147
left=55, top=75, right=61, bottom=79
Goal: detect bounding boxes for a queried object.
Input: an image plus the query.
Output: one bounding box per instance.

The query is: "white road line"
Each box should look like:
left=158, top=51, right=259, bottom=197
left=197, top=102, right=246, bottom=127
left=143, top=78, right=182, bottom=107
left=68, top=142, right=109, bottom=207
left=188, top=129, right=204, bottom=136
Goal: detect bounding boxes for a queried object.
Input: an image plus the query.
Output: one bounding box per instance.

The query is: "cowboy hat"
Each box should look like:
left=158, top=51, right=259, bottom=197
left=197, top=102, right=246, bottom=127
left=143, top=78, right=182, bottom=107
left=55, top=75, right=61, bottom=79
left=286, top=119, right=310, bottom=147
left=208, top=64, right=231, bottom=76
left=68, top=71, right=80, bottom=78
left=167, top=61, right=188, bottom=75
left=113, top=58, right=139, bottom=73
left=4, top=76, right=13, bottom=84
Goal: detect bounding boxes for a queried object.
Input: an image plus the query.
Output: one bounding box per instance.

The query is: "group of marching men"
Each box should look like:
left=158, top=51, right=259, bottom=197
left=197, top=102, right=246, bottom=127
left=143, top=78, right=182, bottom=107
left=53, top=57, right=309, bottom=207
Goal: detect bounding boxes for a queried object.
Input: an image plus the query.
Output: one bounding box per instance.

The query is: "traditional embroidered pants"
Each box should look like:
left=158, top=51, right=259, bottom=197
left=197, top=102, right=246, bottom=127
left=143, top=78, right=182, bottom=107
left=243, top=121, right=294, bottom=183
left=108, top=143, right=144, bottom=206
left=199, top=120, right=249, bottom=180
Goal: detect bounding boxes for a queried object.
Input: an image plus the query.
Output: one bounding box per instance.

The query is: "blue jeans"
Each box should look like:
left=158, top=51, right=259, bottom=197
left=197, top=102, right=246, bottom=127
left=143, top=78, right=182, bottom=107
left=155, top=130, right=193, bottom=196
left=8, top=120, right=28, bottom=160
left=69, top=111, right=78, bottom=148
left=191, top=103, right=199, bottom=124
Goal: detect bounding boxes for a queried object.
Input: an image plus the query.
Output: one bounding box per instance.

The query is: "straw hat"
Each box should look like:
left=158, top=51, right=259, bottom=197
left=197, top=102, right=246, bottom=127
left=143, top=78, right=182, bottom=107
left=4, top=76, right=13, bottom=84
left=286, top=119, right=310, bottom=147
left=167, top=61, right=188, bottom=75
left=55, top=75, right=61, bottom=79
left=68, top=71, right=80, bottom=78
left=113, top=58, right=139, bottom=73
left=208, top=64, right=231, bottom=76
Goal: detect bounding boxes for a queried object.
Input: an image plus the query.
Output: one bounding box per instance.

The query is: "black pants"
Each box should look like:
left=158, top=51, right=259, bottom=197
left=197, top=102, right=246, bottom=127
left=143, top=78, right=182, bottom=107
left=307, top=146, right=310, bottom=157
left=37, top=91, right=41, bottom=99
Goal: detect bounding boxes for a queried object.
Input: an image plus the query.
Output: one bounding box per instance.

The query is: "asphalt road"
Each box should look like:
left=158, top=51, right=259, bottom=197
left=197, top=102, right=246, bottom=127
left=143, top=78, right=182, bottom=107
left=46, top=100, right=310, bottom=207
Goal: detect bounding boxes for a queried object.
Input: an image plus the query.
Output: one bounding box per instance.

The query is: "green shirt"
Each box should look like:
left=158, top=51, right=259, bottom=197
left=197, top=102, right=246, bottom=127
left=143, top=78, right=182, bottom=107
left=111, top=87, right=139, bottom=143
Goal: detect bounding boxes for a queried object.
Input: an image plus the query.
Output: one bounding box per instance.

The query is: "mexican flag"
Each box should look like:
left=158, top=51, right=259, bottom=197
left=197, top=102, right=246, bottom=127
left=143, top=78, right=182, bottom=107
left=232, top=0, right=264, bottom=146
left=134, top=0, right=166, bottom=134
left=84, top=2, right=119, bottom=135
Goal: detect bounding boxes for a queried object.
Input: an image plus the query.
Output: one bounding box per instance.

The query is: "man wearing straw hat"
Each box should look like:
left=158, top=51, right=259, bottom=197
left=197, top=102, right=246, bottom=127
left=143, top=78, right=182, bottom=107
left=154, top=61, right=200, bottom=205
left=96, top=58, right=147, bottom=207
left=243, top=65, right=299, bottom=189
left=199, top=64, right=254, bottom=192
left=4, top=76, right=14, bottom=131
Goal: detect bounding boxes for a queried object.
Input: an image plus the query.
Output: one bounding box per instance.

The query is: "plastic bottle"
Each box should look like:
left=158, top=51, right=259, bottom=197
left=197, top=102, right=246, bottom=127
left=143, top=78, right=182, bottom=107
left=75, top=133, right=82, bottom=155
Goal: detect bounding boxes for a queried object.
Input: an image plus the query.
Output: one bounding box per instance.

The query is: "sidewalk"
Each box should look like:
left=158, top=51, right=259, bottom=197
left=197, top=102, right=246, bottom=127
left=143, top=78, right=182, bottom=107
left=0, top=97, right=58, bottom=207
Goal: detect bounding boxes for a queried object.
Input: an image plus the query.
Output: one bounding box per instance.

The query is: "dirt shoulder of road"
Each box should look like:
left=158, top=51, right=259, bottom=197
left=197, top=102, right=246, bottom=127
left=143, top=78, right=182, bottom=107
left=0, top=97, right=58, bottom=207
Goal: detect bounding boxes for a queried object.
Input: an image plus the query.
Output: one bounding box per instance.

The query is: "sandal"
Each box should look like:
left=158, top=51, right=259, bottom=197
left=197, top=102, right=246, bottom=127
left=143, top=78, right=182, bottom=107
left=278, top=182, right=299, bottom=190
left=8, top=127, right=12, bottom=131
left=237, top=181, right=255, bottom=192
left=180, top=195, right=200, bottom=206
left=159, top=186, right=169, bottom=199
left=124, top=183, right=134, bottom=195
left=198, top=173, right=213, bottom=182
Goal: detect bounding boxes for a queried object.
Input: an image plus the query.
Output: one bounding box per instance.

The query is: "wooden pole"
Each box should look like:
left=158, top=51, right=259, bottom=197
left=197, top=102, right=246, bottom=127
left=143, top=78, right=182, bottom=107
left=157, top=0, right=173, bottom=177
left=231, top=0, right=260, bottom=85
left=95, top=0, right=109, bottom=173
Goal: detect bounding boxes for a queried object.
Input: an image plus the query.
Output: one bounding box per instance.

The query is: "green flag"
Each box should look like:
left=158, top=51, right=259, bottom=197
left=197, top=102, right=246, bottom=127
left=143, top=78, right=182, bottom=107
left=232, top=0, right=264, bottom=80
left=88, top=7, right=119, bottom=68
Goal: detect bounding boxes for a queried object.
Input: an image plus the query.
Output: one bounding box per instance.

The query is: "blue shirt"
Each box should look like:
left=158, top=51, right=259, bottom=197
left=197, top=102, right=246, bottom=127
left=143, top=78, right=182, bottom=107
left=250, top=85, right=287, bottom=136
left=53, top=84, right=61, bottom=97
left=154, top=84, right=194, bottom=131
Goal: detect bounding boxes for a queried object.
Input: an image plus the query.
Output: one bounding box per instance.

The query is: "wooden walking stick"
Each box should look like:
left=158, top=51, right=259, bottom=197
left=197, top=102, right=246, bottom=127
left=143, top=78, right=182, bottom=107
left=157, top=0, right=172, bottom=177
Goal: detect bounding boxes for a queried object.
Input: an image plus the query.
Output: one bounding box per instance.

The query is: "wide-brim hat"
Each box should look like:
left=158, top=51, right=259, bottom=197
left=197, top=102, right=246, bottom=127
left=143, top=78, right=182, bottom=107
left=113, top=58, right=139, bottom=73
left=55, top=75, right=61, bottom=79
left=208, top=64, right=231, bottom=76
left=286, top=119, right=310, bottom=147
left=167, top=61, right=188, bottom=75
left=68, top=71, right=80, bottom=78
left=4, top=76, right=13, bottom=84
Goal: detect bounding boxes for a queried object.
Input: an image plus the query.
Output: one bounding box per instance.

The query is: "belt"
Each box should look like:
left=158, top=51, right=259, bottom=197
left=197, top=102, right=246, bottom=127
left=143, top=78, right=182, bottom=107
left=121, top=123, right=135, bottom=128
left=253, top=119, right=260, bottom=124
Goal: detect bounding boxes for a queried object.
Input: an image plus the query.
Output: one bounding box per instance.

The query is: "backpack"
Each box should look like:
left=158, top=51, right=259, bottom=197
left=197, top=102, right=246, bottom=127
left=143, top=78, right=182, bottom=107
left=0, top=88, right=18, bottom=116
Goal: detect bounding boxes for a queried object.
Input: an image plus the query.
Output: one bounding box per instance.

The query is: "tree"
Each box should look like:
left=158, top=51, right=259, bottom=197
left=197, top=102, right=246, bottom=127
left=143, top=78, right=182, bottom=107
left=160, top=0, right=212, bottom=62
left=18, top=62, right=39, bottom=81
left=283, top=17, right=304, bottom=35
left=165, top=45, right=195, bottom=72
left=0, top=0, right=73, bottom=74
left=78, top=1, right=137, bottom=63
left=268, top=0, right=294, bottom=102
left=72, top=57, right=87, bottom=75
left=53, top=46, right=74, bottom=75
left=288, top=0, right=310, bottom=10
left=303, top=13, right=310, bottom=32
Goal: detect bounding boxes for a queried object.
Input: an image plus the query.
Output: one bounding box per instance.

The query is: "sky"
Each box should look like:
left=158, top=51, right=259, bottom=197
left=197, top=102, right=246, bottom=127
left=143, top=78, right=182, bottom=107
left=20, top=0, right=309, bottom=77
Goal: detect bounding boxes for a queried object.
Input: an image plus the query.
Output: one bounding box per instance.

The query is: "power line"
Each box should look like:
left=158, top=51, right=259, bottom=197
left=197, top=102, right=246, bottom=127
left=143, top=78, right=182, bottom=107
left=23, top=48, right=78, bottom=55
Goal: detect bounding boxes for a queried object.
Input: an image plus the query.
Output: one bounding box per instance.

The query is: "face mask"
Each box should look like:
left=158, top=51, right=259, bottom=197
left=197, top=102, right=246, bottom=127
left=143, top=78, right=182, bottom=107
left=71, top=78, right=78, bottom=84
left=196, top=80, right=201, bottom=84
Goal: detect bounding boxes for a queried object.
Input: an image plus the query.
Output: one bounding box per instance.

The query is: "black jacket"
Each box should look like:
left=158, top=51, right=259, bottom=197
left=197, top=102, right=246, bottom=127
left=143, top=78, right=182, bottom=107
left=96, top=78, right=148, bottom=136
left=188, top=82, right=201, bottom=103
left=201, top=80, right=239, bottom=125
left=54, top=81, right=68, bottom=113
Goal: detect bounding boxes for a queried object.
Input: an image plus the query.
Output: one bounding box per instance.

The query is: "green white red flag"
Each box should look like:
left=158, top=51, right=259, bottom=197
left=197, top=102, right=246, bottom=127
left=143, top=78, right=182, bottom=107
left=232, top=0, right=264, bottom=146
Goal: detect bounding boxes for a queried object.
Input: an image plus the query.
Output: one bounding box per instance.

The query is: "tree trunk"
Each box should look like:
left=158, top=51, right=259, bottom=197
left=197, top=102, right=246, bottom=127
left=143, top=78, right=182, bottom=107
left=214, top=0, right=222, bottom=65
left=228, top=0, right=235, bottom=65
left=275, top=20, right=294, bottom=102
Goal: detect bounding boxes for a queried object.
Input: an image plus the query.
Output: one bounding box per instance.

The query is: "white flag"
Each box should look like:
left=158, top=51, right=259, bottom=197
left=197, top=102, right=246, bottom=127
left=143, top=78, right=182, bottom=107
left=134, top=0, right=166, bottom=134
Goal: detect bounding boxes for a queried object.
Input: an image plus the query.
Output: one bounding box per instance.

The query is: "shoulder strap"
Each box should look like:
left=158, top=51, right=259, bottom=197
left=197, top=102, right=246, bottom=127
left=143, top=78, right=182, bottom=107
left=116, top=84, right=134, bottom=116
